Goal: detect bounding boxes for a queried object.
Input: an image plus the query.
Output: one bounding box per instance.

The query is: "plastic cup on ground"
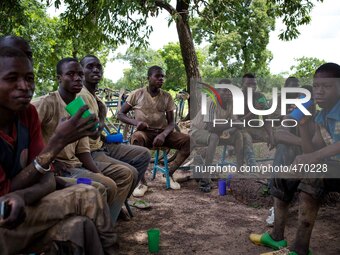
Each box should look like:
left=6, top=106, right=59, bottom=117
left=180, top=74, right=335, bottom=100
left=218, top=179, right=227, bottom=196
left=77, top=178, right=92, bottom=185
left=147, top=228, right=160, bottom=253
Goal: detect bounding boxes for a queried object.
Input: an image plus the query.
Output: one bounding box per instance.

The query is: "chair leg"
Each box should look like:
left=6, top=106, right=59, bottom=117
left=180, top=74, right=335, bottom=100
left=163, top=149, right=170, bottom=189
left=152, top=149, right=159, bottom=180
left=220, top=144, right=228, bottom=164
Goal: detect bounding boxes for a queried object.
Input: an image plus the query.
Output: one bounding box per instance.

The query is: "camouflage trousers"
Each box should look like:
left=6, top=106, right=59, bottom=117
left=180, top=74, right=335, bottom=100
left=0, top=185, right=117, bottom=255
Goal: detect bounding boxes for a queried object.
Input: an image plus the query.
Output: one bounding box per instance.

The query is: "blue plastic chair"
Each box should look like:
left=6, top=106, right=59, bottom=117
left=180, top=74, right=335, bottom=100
left=152, top=148, right=170, bottom=189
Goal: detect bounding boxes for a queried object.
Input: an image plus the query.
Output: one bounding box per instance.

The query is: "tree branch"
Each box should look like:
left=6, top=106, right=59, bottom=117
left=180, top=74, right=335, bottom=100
left=154, top=0, right=177, bottom=16
left=176, top=0, right=189, bottom=12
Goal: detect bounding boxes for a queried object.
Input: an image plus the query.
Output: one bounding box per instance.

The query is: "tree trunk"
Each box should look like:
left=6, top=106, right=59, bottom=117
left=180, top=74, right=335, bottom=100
left=175, top=7, right=201, bottom=118
left=156, top=0, right=201, bottom=118
left=176, top=19, right=201, bottom=92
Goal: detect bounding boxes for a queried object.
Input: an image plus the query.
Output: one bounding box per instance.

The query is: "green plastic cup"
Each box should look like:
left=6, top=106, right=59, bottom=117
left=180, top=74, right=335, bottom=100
left=147, top=228, right=160, bottom=253
left=65, top=96, right=91, bottom=118
left=65, top=96, right=99, bottom=129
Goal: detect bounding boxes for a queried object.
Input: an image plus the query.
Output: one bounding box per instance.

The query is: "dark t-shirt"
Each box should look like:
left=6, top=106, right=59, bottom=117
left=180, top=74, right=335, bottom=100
left=0, top=104, right=45, bottom=196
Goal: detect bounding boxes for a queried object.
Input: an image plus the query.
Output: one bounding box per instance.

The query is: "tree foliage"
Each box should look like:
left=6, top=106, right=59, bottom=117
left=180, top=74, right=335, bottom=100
left=115, top=43, right=230, bottom=92
left=1, top=0, right=323, bottom=98
left=0, top=0, right=111, bottom=96
left=114, top=48, right=164, bottom=90
left=290, top=57, right=326, bottom=85
left=290, top=57, right=326, bottom=79
left=0, top=0, right=27, bottom=33
left=192, top=0, right=275, bottom=77
left=270, top=0, right=322, bottom=41
left=158, top=42, right=187, bottom=91
left=2, top=0, right=59, bottom=94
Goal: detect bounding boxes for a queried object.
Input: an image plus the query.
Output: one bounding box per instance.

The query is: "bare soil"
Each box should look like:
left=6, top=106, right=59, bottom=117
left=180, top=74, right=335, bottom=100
left=115, top=145, right=340, bottom=255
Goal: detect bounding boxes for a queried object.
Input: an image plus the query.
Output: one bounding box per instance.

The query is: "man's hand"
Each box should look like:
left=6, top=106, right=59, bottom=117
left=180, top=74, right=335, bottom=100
left=0, top=193, right=26, bottom=229
left=136, top=121, right=149, bottom=131
left=89, top=121, right=105, bottom=140
left=54, top=105, right=100, bottom=146
left=53, top=161, right=68, bottom=176
left=293, top=152, right=321, bottom=165
left=153, top=133, right=166, bottom=147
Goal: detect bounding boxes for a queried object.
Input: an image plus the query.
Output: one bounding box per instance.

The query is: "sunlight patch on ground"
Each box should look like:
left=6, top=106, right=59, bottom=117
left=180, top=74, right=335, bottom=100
left=131, top=230, right=148, bottom=243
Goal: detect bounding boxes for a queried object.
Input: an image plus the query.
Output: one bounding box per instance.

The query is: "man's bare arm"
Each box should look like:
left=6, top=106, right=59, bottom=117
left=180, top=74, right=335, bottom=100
left=118, top=103, right=138, bottom=126
left=77, top=152, right=101, bottom=173
left=14, top=173, right=56, bottom=205
left=11, top=106, right=99, bottom=192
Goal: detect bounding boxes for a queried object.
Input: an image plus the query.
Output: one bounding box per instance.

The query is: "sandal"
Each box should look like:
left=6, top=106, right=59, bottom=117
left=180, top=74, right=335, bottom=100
left=200, top=185, right=212, bottom=193
left=260, top=248, right=312, bottom=255
left=249, top=232, right=287, bottom=250
left=260, top=248, right=290, bottom=255
left=199, top=180, right=212, bottom=193
left=127, top=199, right=152, bottom=209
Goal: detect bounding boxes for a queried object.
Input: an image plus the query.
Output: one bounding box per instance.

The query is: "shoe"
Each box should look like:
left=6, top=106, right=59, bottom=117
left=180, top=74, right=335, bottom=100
left=172, top=171, right=191, bottom=183
left=132, top=184, right=148, bottom=197
left=249, top=232, right=287, bottom=250
left=169, top=176, right=181, bottom=190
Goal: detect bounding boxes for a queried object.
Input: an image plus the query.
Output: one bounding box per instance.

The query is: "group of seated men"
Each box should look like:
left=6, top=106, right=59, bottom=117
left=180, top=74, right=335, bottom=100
left=248, top=63, right=340, bottom=255
left=0, top=34, right=339, bottom=255
left=0, top=35, right=191, bottom=254
left=189, top=65, right=339, bottom=254
left=190, top=74, right=277, bottom=191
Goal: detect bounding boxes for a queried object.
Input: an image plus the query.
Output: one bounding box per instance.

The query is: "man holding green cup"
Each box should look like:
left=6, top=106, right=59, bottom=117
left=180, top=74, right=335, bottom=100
left=34, top=57, right=134, bottom=223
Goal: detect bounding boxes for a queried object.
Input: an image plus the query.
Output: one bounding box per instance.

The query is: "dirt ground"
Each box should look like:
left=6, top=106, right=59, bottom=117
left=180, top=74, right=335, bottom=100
left=115, top=145, right=340, bottom=255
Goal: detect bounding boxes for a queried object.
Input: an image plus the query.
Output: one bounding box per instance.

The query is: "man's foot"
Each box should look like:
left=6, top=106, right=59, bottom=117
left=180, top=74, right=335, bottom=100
left=169, top=176, right=181, bottom=190
left=249, top=232, right=287, bottom=250
left=132, top=184, right=148, bottom=197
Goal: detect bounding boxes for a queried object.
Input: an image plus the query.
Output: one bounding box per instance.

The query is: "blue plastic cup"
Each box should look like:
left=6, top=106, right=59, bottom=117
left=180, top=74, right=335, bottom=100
left=218, top=179, right=227, bottom=196
left=105, top=133, right=123, bottom=143
left=77, top=178, right=92, bottom=185
left=288, top=95, right=313, bottom=122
